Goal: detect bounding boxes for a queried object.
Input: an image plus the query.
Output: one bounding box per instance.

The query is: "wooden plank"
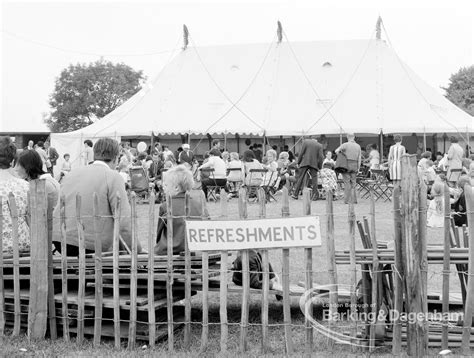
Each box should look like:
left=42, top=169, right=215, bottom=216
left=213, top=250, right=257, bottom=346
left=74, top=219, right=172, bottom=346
left=442, top=183, right=450, bottom=350
left=59, top=194, right=69, bottom=341
left=281, top=187, right=294, bottom=354
left=258, top=188, right=269, bottom=353
left=166, top=193, right=174, bottom=352
left=147, top=191, right=156, bottom=347
left=302, top=188, right=313, bottom=356
left=348, top=198, right=357, bottom=351
left=112, top=194, right=122, bottom=349
left=26, top=181, right=48, bottom=339
left=326, top=188, right=337, bottom=350
left=219, top=188, right=228, bottom=353
left=92, top=193, right=103, bottom=347
left=462, top=183, right=474, bottom=354
left=369, top=189, right=379, bottom=352
left=0, top=196, right=4, bottom=339
left=184, top=192, right=192, bottom=349
left=76, top=193, right=85, bottom=344
left=128, top=193, right=138, bottom=349
left=392, top=186, right=402, bottom=355
left=400, top=154, right=427, bottom=356
left=238, top=187, right=249, bottom=353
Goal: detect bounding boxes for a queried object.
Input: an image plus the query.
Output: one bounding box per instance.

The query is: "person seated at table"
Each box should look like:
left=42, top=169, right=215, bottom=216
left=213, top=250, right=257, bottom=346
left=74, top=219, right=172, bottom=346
left=155, top=165, right=209, bottom=254
left=53, top=137, right=141, bottom=255
left=198, top=148, right=227, bottom=200
left=418, top=151, right=432, bottom=172
left=243, top=149, right=264, bottom=186
left=452, top=175, right=471, bottom=227
left=232, top=249, right=281, bottom=292
left=277, top=151, right=296, bottom=190
left=227, top=152, right=244, bottom=198
left=0, top=137, right=30, bottom=254
left=323, top=150, right=336, bottom=168
left=261, top=149, right=278, bottom=187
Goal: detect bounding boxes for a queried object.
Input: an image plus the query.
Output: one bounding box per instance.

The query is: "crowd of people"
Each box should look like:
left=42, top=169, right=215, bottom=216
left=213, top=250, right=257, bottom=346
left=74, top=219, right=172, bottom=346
left=1, top=133, right=474, bottom=259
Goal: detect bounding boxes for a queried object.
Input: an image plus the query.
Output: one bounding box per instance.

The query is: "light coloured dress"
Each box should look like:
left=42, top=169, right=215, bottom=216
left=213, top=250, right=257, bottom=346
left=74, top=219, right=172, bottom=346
left=1, top=177, right=30, bottom=253
left=388, top=143, right=406, bottom=181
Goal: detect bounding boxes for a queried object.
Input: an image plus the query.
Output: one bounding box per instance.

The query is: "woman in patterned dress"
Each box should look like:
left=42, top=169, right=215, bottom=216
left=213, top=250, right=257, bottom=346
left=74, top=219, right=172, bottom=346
left=0, top=137, right=30, bottom=254
left=388, top=134, right=406, bottom=184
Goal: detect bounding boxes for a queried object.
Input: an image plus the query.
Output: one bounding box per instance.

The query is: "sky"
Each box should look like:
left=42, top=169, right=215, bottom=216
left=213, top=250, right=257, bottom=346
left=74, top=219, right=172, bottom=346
left=1, top=0, right=473, bottom=132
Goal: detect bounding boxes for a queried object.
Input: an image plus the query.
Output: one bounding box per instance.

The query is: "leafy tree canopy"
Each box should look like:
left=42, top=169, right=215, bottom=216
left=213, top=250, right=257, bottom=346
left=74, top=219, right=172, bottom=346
left=443, top=65, right=474, bottom=116
left=47, top=60, right=146, bottom=132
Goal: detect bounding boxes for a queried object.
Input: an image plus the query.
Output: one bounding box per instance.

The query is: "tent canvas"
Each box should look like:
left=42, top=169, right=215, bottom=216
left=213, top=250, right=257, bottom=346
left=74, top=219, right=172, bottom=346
left=51, top=39, right=473, bottom=168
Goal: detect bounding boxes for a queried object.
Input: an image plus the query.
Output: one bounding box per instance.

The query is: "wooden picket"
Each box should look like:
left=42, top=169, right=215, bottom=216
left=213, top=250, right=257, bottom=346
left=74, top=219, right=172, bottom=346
left=0, top=197, right=4, bottom=339
left=147, top=191, right=156, bottom=347
left=92, top=193, right=103, bottom=347
left=128, top=193, right=138, bottom=349
left=219, top=189, right=229, bottom=353
left=59, top=194, right=70, bottom=341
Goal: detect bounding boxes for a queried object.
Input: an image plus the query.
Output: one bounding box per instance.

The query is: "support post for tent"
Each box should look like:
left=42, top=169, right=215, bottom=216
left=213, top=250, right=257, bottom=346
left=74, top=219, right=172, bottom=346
left=263, top=131, right=267, bottom=152
left=224, top=131, right=228, bottom=151
left=466, top=126, right=470, bottom=156
left=236, top=133, right=240, bottom=154
left=423, top=127, right=427, bottom=152
left=150, top=131, right=154, bottom=153
left=339, top=129, right=343, bottom=146
left=443, top=133, right=447, bottom=153
left=379, top=130, right=384, bottom=162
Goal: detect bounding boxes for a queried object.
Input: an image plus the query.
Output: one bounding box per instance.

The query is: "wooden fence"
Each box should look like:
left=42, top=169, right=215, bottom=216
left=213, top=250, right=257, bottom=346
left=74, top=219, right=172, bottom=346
left=0, top=155, right=473, bottom=355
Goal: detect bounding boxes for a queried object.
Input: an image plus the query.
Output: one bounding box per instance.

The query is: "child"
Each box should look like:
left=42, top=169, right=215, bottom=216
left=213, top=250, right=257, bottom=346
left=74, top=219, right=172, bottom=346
left=427, top=181, right=445, bottom=228
left=319, top=162, right=337, bottom=199
left=227, top=152, right=244, bottom=198
left=59, top=153, right=71, bottom=183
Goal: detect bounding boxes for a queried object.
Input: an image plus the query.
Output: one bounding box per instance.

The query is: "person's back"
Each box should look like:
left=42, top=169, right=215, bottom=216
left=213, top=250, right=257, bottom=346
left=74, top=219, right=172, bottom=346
left=227, top=159, right=244, bottom=182
left=244, top=159, right=263, bottom=186
left=53, top=163, right=132, bottom=252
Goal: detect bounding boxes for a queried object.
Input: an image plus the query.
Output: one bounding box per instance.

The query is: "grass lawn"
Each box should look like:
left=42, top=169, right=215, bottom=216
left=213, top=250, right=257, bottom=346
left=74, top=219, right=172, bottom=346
left=1, top=192, right=469, bottom=356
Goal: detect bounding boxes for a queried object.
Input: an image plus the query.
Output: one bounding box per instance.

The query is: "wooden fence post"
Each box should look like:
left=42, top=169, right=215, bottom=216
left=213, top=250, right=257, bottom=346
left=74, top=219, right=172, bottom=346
left=46, top=186, right=57, bottom=340
left=200, top=189, right=210, bottom=353
left=326, top=188, right=337, bottom=350
left=418, top=180, right=428, bottom=348
left=281, top=187, right=294, bottom=354
left=184, top=193, right=191, bottom=349
left=128, top=193, right=138, bottom=349
left=238, top=187, right=249, bottom=353
left=392, top=186, right=402, bottom=355
left=93, top=193, right=103, bottom=347
left=147, top=191, right=156, bottom=348
left=27, top=180, right=48, bottom=340
left=302, top=188, right=313, bottom=356
left=166, top=193, right=174, bottom=352
left=258, top=188, right=270, bottom=353
left=348, top=196, right=357, bottom=351
left=0, top=197, right=4, bottom=339
left=112, top=195, right=122, bottom=349
left=462, top=184, right=474, bottom=354
left=76, top=193, right=86, bottom=345
left=219, top=189, right=228, bottom=353
left=442, top=183, right=451, bottom=350
left=369, top=189, right=379, bottom=352
left=59, top=195, right=70, bottom=341
left=400, top=154, right=427, bottom=356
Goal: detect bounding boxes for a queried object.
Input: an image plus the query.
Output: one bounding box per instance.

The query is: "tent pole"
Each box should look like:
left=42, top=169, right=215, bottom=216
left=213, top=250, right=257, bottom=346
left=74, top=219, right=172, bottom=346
left=339, top=128, right=343, bottom=146
left=467, top=126, right=470, bottom=157
left=423, top=127, right=427, bottom=152
left=379, top=130, right=384, bottom=162
left=224, top=131, right=227, bottom=151
left=150, top=131, right=154, bottom=153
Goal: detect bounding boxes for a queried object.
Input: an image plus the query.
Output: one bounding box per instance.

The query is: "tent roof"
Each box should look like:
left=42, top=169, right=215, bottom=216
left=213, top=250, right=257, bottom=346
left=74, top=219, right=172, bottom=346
left=54, top=39, right=473, bottom=139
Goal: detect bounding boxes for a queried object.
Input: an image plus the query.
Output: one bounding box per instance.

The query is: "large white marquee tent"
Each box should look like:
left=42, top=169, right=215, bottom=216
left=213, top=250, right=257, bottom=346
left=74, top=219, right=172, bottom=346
left=51, top=37, right=473, bottom=165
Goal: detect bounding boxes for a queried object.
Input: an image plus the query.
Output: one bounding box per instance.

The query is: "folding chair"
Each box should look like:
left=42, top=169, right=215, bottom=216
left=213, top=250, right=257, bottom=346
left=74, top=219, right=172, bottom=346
left=245, top=168, right=265, bottom=202
left=200, top=167, right=225, bottom=201
left=369, top=169, right=393, bottom=202
left=227, top=167, right=243, bottom=198
left=447, top=168, right=462, bottom=184
left=129, top=166, right=151, bottom=202
left=261, top=170, right=278, bottom=202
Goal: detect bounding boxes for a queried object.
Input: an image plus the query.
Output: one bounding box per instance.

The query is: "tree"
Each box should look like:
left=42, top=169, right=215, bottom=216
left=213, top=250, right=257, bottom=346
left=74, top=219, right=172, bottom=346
left=443, top=65, right=474, bottom=116
left=47, top=60, right=146, bottom=132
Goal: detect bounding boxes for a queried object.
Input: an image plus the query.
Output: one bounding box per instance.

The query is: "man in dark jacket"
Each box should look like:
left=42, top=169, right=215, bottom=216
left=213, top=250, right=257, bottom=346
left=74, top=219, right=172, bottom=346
left=291, top=137, right=324, bottom=200
left=45, top=141, right=59, bottom=175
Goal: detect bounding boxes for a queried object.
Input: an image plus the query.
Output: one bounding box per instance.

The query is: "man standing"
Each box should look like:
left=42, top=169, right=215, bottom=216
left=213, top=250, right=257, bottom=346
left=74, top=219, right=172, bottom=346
left=35, top=141, right=49, bottom=172
left=291, top=136, right=324, bottom=200
left=24, top=140, right=34, bottom=151
left=335, top=133, right=361, bottom=204
left=45, top=141, right=59, bottom=175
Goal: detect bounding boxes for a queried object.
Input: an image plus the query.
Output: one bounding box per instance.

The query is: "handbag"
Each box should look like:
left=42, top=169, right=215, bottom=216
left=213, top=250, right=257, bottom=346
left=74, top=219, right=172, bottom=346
left=335, top=152, right=348, bottom=174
